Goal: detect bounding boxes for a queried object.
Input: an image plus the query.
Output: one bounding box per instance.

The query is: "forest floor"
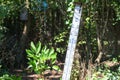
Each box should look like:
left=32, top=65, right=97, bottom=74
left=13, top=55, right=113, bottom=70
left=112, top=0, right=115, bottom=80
left=10, top=62, right=64, bottom=80
left=9, top=60, right=120, bottom=80
left=11, top=69, right=62, bottom=80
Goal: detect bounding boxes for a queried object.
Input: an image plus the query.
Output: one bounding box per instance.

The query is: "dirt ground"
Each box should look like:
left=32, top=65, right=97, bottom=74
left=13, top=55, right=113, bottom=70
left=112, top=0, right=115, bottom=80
left=12, top=69, right=62, bottom=80
left=11, top=62, right=64, bottom=80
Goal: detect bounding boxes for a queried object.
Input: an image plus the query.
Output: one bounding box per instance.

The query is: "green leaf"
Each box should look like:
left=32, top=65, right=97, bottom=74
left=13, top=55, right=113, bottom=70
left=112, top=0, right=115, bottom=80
left=26, top=49, right=33, bottom=54
left=51, top=59, right=56, bottom=64
left=40, top=54, right=47, bottom=63
left=50, top=53, right=56, bottom=59
left=85, top=0, right=89, bottom=3
left=56, top=48, right=61, bottom=53
left=49, top=48, right=54, bottom=56
left=30, top=41, right=36, bottom=51
left=52, top=65, right=60, bottom=71
left=38, top=79, right=44, bottom=80
left=43, top=45, right=47, bottom=51
left=28, top=60, right=36, bottom=69
left=26, top=50, right=35, bottom=58
left=45, top=49, right=49, bottom=55
left=36, top=41, right=41, bottom=54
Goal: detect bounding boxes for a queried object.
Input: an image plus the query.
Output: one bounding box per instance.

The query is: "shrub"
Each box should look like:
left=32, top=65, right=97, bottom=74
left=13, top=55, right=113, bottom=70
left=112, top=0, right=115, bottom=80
left=26, top=41, right=60, bottom=74
left=0, top=74, right=21, bottom=80
left=91, top=66, right=120, bottom=80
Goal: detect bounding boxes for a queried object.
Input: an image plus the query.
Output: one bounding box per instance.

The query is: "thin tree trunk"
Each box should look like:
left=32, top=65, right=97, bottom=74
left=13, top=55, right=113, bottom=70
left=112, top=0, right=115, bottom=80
left=95, top=33, right=104, bottom=63
left=17, top=0, right=30, bottom=68
left=95, top=0, right=109, bottom=63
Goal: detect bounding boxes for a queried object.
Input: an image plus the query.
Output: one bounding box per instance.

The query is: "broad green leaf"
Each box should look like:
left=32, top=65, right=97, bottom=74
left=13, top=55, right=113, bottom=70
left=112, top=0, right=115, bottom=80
left=26, top=49, right=33, bottom=54
left=40, top=54, right=46, bottom=63
left=52, top=65, right=60, bottom=71
left=30, top=41, right=36, bottom=51
left=26, top=50, right=35, bottom=58
left=49, top=48, right=54, bottom=56
left=45, top=49, right=49, bottom=55
left=50, top=53, right=56, bottom=59
left=36, top=41, right=41, bottom=54
left=52, top=59, right=56, bottom=64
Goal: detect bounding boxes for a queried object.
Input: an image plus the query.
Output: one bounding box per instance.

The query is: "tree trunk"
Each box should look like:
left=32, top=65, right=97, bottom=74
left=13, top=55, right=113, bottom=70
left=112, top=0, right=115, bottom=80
left=16, top=0, right=30, bottom=68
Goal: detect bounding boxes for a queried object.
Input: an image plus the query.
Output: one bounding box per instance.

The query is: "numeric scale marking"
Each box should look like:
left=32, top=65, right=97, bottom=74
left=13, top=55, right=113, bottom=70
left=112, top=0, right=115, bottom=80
left=62, top=3, right=82, bottom=80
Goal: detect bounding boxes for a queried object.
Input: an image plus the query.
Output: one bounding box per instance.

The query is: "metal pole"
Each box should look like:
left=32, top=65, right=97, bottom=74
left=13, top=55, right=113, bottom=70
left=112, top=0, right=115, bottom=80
left=62, top=2, right=82, bottom=80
